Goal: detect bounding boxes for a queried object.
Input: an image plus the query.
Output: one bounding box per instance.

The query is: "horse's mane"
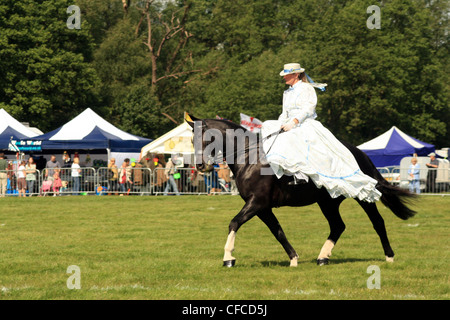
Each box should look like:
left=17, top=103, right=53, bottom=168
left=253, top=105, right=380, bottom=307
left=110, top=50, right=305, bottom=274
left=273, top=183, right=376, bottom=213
left=206, top=118, right=255, bottom=134
left=204, top=119, right=261, bottom=162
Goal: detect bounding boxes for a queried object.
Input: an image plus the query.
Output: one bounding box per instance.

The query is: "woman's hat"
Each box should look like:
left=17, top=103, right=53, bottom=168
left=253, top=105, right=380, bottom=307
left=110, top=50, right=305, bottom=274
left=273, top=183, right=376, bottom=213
left=279, top=63, right=305, bottom=76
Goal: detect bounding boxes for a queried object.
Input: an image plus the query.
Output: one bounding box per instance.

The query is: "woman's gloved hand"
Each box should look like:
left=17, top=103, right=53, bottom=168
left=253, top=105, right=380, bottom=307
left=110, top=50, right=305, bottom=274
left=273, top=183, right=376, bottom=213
left=281, top=119, right=298, bottom=132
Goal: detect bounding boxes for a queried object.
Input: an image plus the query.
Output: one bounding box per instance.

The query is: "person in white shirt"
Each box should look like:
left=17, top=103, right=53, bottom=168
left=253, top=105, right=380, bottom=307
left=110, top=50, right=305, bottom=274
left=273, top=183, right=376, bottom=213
left=408, top=157, right=421, bottom=194
left=71, top=157, right=81, bottom=195
left=17, top=160, right=27, bottom=197
left=261, top=63, right=381, bottom=202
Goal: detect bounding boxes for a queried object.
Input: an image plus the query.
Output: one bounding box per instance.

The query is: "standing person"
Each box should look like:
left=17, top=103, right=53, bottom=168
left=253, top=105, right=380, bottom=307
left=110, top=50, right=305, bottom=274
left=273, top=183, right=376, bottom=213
left=6, top=160, right=14, bottom=193
left=205, top=164, right=220, bottom=195
left=0, top=153, right=7, bottom=197
left=52, top=171, right=62, bottom=196
left=217, top=162, right=231, bottom=192
left=163, top=154, right=180, bottom=196
left=71, top=157, right=81, bottom=195
left=62, top=151, right=72, bottom=168
left=426, top=152, right=439, bottom=193
left=17, top=160, right=27, bottom=197
left=107, top=158, right=118, bottom=195
left=408, top=158, right=420, bottom=194
left=261, top=63, right=381, bottom=202
left=153, top=157, right=168, bottom=193
left=45, top=155, right=60, bottom=196
left=25, top=157, right=37, bottom=196
left=45, top=155, right=61, bottom=181
left=119, top=158, right=133, bottom=195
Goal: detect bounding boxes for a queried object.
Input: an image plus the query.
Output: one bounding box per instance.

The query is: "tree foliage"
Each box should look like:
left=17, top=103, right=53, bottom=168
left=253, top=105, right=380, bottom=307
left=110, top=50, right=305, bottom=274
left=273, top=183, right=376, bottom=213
left=0, top=0, right=100, bottom=131
left=0, top=0, right=448, bottom=146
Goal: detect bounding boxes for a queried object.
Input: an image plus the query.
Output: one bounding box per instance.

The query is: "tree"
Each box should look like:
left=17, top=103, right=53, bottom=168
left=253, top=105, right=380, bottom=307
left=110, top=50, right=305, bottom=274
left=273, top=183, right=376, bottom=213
left=92, top=13, right=178, bottom=139
left=0, top=0, right=100, bottom=131
left=74, top=0, right=124, bottom=44
left=279, top=0, right=448, bottom=145
left=135, top=0, right=198, bottom=91
left=115, top=85, right=171, bottom=138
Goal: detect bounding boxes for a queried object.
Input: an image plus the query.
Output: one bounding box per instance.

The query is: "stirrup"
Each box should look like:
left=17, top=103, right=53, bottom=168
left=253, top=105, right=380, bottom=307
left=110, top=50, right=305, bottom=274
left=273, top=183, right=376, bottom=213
left=288, top=176, right=307, bottom=185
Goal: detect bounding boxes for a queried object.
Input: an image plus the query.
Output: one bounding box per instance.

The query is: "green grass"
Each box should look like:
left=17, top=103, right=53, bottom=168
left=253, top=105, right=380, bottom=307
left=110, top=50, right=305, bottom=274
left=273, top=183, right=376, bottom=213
left=0, top=195, right=448, bottom=300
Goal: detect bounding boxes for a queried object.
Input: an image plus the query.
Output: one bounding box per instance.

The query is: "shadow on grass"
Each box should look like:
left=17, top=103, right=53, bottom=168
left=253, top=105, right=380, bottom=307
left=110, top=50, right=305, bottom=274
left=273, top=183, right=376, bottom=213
left=313, top=258, right=384, bottom=265
left=259, top=257, right=384, bottom=267
left=259, top=260, right=291, bottom=267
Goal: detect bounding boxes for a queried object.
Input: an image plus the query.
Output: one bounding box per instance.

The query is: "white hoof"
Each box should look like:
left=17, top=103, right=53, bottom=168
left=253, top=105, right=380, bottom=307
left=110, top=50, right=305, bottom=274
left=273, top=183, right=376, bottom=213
left=386, top=256, right=394, bottom=263
left=290, top=256, right=298, bottom=267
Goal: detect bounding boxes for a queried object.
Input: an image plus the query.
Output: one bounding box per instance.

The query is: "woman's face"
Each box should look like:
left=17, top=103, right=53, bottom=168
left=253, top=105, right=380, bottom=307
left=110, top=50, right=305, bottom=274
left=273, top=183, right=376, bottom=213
left=283, top=73, right=299, bottom=86
left=28, top=158, right=34, bottom=164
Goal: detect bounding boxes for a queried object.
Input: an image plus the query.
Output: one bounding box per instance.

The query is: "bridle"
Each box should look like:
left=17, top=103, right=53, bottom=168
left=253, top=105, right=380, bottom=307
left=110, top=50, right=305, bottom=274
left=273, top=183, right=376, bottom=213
left=192, top=119, right=284, bottom=166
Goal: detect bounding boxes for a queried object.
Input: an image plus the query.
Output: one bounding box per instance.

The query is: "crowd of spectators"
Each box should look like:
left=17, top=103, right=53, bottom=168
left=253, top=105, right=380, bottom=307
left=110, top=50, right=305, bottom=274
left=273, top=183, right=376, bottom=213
left=0, top=151, right=234, bottom=196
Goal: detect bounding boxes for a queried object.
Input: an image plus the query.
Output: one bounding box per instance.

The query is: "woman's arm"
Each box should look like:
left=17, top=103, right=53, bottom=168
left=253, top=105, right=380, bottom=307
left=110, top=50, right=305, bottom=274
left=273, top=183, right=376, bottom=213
left=291, top=84, right=317, bottom=124
left=26, top=165, right=36, bottom=174
left=281, top=84, right=317, bottom=131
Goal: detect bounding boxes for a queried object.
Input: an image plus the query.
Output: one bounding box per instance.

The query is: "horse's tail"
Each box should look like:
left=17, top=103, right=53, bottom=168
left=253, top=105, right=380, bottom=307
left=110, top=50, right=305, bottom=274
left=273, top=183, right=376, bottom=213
left=376, top=177, right=417, bottom=220
left=345, top=141, right=417, bottom=220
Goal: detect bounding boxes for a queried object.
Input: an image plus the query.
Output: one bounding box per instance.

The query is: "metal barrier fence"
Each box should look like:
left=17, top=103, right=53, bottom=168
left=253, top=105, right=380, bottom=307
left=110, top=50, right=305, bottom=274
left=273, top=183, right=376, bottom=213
left=377, top=166, right=450, bottom=195
left=152, top=167, right=237, bottom=195
left=97, top=166, right=153, bottom=195
left=2, top=168, right=42, bottom=197
left=2, top=165, right=447, bottom=197
left=40, top=167, right=97, bottom=196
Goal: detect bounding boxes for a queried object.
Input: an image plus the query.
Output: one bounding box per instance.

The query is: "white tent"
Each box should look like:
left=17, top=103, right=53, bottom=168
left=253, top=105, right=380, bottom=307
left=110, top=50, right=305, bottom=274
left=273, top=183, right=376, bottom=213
left=29, top=108, right=151, bottom=164
left=39, top=108, right=145, bottom=143
left=0, top=108, right=39, bottom=150
left=139, top=122, right=194, bottom=159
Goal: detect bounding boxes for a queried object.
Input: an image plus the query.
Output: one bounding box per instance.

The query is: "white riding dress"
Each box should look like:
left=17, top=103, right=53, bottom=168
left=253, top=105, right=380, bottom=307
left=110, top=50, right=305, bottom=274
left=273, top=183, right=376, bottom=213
left=261, top=80, right=381, bottom=202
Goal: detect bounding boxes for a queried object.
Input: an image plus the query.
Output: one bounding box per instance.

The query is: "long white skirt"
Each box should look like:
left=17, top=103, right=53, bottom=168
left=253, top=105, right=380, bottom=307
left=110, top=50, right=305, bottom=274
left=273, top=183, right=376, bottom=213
left=262, top=119, right=381, bottom=202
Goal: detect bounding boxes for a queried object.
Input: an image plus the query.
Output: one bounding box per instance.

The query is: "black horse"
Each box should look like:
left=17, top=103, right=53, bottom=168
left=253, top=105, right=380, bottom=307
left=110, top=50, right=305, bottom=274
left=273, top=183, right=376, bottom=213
left=186, top=115, right=416, bottom=267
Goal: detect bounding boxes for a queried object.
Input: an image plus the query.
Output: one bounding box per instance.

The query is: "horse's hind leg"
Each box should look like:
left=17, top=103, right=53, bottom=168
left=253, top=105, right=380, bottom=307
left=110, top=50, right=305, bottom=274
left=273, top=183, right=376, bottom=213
left=258, top=209, right=299, bottom=267
left=317, top=197, right=346, bottom=265
left=356, top=200, right=395, bottom=262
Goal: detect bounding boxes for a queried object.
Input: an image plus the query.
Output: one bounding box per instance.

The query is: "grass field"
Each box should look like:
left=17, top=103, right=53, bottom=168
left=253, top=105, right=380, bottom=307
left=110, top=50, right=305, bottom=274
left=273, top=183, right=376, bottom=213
left=0, top=195, right=448, bottom=300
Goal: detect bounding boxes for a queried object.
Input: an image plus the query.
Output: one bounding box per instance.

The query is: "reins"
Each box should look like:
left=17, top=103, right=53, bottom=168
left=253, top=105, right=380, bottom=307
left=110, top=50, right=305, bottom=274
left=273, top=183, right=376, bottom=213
left=264, top=129, right=283, bottom=154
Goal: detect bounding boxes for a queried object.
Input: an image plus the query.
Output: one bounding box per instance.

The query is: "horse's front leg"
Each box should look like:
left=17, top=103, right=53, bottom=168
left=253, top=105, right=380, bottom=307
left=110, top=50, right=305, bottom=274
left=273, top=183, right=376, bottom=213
left=258, top=209, right=299, bottom=267
left=223, top=202, right=258, bottom=267
left=223, top=230, right=236, bottom=267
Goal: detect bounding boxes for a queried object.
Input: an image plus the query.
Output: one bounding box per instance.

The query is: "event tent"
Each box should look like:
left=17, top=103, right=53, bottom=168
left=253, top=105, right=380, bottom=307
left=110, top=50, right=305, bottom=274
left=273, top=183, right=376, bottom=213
left=357, top=126, right=435, bottom=167
left=0, top=108, right=39, bottom=150
left=24, top=108, right=151, bottom=158
left=140, top=121, right=194, bottom=158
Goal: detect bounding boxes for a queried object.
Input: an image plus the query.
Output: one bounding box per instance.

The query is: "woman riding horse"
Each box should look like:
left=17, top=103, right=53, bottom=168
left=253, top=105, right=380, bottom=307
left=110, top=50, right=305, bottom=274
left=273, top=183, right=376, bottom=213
left=185, top=63, right=416, bottom=267
left=262, top=63, right=381, bottom=202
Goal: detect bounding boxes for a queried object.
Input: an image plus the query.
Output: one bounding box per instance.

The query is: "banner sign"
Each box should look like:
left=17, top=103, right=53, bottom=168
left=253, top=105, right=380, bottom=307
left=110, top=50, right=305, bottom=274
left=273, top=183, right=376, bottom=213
left=8, top=140, right=42, bottom=152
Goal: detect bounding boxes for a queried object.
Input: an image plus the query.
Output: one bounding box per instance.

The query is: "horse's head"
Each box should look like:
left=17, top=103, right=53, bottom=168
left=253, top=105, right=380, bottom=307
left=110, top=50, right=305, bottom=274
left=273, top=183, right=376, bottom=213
left=186, top=113, right=260, bottom=172
left=186, top=114, right=228, bottom=173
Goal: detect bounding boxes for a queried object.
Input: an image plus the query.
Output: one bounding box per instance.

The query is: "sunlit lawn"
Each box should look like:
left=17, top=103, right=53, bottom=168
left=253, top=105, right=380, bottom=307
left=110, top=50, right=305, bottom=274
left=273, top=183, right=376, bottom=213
left=0, top=195, right=448, bottom=299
